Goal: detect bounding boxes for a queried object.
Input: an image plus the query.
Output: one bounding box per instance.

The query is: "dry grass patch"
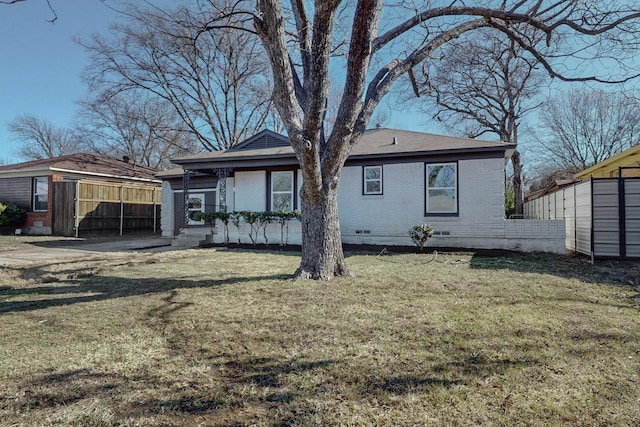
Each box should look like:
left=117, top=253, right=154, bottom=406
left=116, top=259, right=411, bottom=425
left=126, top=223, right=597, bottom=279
left=0, top=247, right=638, bottom=426
left=0, top=235, right=83, bottom=252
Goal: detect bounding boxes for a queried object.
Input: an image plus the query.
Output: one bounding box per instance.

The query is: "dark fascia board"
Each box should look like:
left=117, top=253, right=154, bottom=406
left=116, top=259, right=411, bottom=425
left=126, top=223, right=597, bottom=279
left=177, top=153, right=299, bottom=170
left=345, top=146, right=512, bottom=166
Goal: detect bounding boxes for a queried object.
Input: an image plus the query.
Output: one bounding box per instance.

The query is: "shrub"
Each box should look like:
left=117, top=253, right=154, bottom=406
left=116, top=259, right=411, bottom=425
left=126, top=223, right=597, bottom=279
left=0, top=202, right=26, bottom=227
left=409, top=224, right=434, bottom=251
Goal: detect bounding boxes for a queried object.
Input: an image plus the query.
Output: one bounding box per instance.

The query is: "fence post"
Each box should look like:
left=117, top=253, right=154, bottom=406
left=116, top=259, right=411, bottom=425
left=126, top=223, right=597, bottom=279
left=120, top=185, right=124, bottom=236
left=74, top=181, right=80, bottom=238
left=153, top=187, right=157, bottom=234
left=618, top=169, right=626, bottom=259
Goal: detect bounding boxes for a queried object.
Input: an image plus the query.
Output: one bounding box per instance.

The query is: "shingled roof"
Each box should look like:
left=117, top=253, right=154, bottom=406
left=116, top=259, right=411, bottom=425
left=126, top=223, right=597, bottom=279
left=170, top=128, right=515, bottom=169
left=0, top=153, right=160, bottom=183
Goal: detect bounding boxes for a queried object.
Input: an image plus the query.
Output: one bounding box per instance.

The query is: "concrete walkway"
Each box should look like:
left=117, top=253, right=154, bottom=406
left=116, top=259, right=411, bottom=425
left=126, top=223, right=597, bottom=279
left=0, top=236, right=173, bottom=266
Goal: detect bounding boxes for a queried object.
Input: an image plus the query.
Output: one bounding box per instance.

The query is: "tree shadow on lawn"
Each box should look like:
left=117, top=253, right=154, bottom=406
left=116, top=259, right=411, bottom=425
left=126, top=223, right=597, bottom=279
left=468, top=251, right=640, bottom=288
left=3, top=352, right=484, bottom=426
left=0, top=261, right=290, bottom=314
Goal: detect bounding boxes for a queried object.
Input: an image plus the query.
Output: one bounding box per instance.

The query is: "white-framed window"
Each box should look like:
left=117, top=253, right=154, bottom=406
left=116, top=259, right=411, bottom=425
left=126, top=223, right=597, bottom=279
left=426, top=162, right=457, bottom=215
left=186, top=193, right=205, bottom=225
left=271, top=171, right=294, bottom=211
left=33, top=177, right=48, bottom=212
left=363, top=165, right=383, bottom=195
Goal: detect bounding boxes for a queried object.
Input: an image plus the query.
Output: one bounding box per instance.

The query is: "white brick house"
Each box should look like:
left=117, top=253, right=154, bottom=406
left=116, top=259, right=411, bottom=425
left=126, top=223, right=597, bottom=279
left=159, top=128, right=564, bottom=252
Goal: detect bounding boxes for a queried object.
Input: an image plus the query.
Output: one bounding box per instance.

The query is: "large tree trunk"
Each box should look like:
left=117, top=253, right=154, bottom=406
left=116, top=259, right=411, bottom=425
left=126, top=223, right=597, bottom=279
left=294, top=180, right=352, bottom=280
left=512, top=149, right=524, bottom=216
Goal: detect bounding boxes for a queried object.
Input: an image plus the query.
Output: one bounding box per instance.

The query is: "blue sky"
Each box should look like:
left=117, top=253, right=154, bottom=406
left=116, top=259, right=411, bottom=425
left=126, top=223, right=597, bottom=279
left=0, top=0, right=445, bottom=166
left=0, top=0, right=123, bottom=164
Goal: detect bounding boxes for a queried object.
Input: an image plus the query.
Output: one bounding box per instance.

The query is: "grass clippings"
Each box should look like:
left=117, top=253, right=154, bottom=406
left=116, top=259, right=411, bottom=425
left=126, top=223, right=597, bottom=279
left=0, top=245, right=638, bottom=426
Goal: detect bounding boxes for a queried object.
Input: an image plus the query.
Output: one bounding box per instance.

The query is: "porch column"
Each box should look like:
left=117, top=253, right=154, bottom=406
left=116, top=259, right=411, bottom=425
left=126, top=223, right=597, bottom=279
left=183, top=169, right=193, bottom=227
left=215, top=168, right=233, bottom=212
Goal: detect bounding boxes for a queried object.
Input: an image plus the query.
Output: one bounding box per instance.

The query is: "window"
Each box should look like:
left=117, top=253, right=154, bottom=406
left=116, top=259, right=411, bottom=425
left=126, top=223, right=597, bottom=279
left=186, top=193, right=205, bottom=225
left=271, top=171, right=294, bottom=211
left=363, top=165, right=383, bottom=195
left=33, top=177, right=48, bottom=211
left=426, top=163, right=457, bottom=214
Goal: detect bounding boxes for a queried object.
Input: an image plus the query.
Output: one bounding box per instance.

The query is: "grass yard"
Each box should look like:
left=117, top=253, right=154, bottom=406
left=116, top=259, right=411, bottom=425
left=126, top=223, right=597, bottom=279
left=0, top=235, right=83, bottom=252
left=0, top=243, right=639, bottom=426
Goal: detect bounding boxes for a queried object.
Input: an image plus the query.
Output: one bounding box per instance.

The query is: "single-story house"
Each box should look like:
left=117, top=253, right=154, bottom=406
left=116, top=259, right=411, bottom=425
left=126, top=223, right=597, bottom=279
left=524, top=144, right=640, bottom=259
left=161, top=128, right=565, bottom=252
left=0, top=153, right=161, bottom=236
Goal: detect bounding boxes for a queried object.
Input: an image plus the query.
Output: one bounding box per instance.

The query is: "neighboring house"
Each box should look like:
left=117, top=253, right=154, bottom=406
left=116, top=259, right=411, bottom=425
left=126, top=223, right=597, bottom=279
left=524, top=145, right=640, bottom=259
left=573, top=144, right=640, bottom=179
left=161, top=128, right=565, bottom=253
left=0, top=154, right=161, bottom=236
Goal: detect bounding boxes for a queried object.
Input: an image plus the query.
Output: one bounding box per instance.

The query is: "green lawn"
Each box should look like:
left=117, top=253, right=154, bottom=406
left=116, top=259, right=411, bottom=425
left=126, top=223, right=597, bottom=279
left=0, top=245, right=638, bottom=426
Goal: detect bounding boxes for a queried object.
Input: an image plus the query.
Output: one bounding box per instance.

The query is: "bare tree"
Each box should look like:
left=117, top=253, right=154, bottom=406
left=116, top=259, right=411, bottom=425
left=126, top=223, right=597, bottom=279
left=412, top=28, right=544, bottom=216
left=527, top=164, right=580, bottom=193
left=75, top=92, right=201, bottom=170
left=79, top=2, right=276, bottom=151
left=0, top=0, right=57, bottom=22
left=8, top=114, right=78, bottom=160
left=533, top=88, right=640, bottom=172
left=199, top=0, right=640, bottom=280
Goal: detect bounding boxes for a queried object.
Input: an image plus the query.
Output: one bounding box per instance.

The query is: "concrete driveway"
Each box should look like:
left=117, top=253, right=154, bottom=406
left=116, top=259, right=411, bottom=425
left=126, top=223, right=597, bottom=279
left=0, top=236, right=173, bottom=266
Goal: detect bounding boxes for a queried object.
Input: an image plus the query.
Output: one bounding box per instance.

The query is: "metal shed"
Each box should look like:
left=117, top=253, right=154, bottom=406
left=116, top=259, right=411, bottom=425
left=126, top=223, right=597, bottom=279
left=524, top=174, right=640, bottom=260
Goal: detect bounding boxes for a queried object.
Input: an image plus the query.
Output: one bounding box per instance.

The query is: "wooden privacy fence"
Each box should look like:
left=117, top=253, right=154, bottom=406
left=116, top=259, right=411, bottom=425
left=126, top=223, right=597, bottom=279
left=53, top=180, right=161, bottom=237
left=524, top=177, right=640, bottom=260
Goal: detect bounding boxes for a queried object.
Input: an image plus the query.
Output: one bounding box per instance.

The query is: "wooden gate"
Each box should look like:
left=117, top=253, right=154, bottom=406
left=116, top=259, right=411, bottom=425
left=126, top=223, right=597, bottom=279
left=52, top=181, right=76, bottom=236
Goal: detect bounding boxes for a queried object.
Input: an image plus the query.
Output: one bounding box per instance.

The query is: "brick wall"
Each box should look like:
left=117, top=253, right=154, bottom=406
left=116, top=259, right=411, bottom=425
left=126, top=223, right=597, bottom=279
left=337, top=158, right=507, bottom=246
left=175, top=159, right=565, bottom=254
left=23, top=175, right=62, bottom=234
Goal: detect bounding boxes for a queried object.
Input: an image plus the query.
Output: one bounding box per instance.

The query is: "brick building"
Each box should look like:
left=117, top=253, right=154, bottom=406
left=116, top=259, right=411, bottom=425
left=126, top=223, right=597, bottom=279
left=0, top=154, right=160, bottom=235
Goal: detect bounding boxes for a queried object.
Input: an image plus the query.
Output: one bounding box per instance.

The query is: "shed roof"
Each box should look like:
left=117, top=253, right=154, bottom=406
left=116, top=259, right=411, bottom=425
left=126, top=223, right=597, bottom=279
left=573, top=144, right=640, bottom=180
left=0, top=153, right=160, bottom=183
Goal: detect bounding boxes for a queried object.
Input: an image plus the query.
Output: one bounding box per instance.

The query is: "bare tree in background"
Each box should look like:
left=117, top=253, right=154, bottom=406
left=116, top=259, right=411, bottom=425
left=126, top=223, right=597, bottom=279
left=190, top=1, right=640, bottom=279
left=534, top=88, right=640, bottom=172
left=411, top=28, right=544, bottom=216
left=8, top=114, right=78, bottom=160
left=76, top=92, right=201, bottom=170
left=79, top=2, right=276, bottom=151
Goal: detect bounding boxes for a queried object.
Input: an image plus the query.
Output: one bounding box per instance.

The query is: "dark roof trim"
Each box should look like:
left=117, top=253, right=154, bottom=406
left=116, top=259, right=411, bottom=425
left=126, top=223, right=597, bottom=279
left=179, top=154, right=299, bottom=170
left=174, top=145, right=512, bottom=171
left=345, top=146, right=511, bottom=166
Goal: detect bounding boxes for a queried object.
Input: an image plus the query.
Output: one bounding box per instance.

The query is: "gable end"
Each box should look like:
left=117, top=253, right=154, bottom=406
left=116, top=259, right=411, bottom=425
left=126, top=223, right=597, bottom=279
left=230, top=130, right=290, bottom=152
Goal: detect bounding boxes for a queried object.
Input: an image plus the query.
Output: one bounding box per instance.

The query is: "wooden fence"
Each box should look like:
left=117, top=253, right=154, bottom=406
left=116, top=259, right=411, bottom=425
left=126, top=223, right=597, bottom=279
left=53, top=180, right=161, bottom=237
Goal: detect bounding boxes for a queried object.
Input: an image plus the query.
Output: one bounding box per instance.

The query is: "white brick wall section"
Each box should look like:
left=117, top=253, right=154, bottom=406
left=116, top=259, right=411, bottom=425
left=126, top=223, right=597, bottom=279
left=172, top=158, right=565, bottom=254
left=338, top=158, right=507, bottom=243
left=224, top=177, right=235, bottom=212
left=160, top=180, right=174, bottom=238
left=235, top=171, right=266, bottom=211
